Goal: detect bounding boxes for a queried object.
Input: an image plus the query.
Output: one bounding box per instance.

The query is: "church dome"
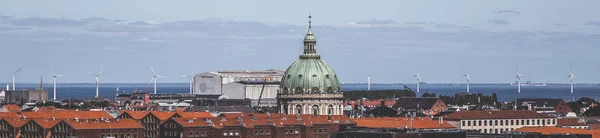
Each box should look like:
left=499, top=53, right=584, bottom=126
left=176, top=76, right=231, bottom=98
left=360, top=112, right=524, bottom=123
left=280, top=16, right=340, bottom=94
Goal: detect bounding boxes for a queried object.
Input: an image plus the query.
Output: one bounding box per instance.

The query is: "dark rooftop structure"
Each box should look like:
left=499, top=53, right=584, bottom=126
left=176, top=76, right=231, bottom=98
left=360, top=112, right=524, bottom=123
left=184, top=105, right=256, bottom=113
left=516, top=98, right=572, bottom=114
left=392, top=97, right=447, bottom=112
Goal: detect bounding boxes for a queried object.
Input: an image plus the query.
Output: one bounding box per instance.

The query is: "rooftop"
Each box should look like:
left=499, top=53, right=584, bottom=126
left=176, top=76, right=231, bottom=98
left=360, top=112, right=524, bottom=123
left=352, top=117, right=455, bottom=129
left=443, top=110, right=555, bottom=120
left=515, top=126, right=600, bottom=138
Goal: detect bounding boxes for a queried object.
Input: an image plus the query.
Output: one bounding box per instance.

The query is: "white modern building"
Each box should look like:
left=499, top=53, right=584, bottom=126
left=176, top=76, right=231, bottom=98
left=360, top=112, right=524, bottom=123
left=193, top=70, right=284, bottom=107
left=443, top=110, right=557, bottom=134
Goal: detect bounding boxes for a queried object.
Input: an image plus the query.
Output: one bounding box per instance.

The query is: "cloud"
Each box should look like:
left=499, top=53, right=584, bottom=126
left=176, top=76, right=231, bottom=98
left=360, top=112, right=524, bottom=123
left=10, top=17, right=88, bottom=27
left=487, top=20, right=510, bottom=25
left=495, top=10, right=521, bottom=14
left=434, top=23, right=456, bottom=28
left=128, top=21, right=153, bottom=25
left=553, top=23, right=568, bottom=27
left=405, top=21, right=427, bottom=25
left=583, top=21, right=600, bottom=26
left=354, top=18, right=396, bottom=25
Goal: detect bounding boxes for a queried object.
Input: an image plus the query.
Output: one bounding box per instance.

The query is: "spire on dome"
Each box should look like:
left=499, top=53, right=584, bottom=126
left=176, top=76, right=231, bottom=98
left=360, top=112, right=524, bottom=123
left=302, top=14, right=317, bottom=56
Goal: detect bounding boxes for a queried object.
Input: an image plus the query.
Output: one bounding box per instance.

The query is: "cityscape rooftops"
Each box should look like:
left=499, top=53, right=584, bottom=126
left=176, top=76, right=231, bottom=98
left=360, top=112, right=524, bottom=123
left=64, top=118, right=143, bottom=129
left=443, top=110, right=555, bottom=120
left=352, top=117, right=454, bottom=129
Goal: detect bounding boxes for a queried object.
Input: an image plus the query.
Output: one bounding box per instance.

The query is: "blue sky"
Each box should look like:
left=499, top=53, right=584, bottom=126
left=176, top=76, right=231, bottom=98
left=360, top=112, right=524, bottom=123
left=1, top=0, right=599, bottom=83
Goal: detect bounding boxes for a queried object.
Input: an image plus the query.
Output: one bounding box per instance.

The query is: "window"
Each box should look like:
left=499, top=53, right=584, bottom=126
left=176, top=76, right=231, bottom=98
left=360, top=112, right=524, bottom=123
left=223, top=132, right=227, bottom=136
left=324, top=129, right=328, bottom=133
left=484, top=120, right=487, bottom=126
left=537, top=119, right=540, bottom=125
left=500, top=120, right=503, bottom=126
left=318, top=128, right=323, bottom=133
left=190, top=131, right=194, bottom=137
left=254, top=130, right=259, bottom=135
left=266, top=130, right=271, bottom=135
left=484, top=129, right=487, bottom=133
left=295, top=129, right=299, bottom=134
left=312, top=105, right=320, bottom=115
left=462, top=121, right=465, bottom=126
left=101, top=134, right=106, bottom=138
left=542, top=119, right=546, bottom=126
left=235, top=130, right=239, bottom=136
left=526, top=120, right=530, bottom=125
left=313, top=129, right=317, bottom=134
left=259, top=130, right=264, bottom=135
left=200, top=131, right=207, bottom=137
left=478, top=121, right=481, bottom=126
left=494, top=120, right=498, bottom=125
left=467, top=121, right=471, bottom=126
left=284, top=129, right=288, bottom=134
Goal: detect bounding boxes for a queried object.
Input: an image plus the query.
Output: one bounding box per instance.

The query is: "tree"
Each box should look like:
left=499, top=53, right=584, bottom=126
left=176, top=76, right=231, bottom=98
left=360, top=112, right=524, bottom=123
left=421, top=92, right=436, bottom=97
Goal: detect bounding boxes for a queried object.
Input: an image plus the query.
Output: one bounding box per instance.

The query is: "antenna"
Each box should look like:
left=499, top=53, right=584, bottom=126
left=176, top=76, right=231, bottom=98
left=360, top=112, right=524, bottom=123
left=90, top=69, right=103, bottom=98
left=182, top=68, right=196, bottom=94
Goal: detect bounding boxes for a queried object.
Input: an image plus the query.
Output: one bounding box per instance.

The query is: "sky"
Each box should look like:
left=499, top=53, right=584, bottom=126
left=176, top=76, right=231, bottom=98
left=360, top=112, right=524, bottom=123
left=1, top=0, right=599, bottom=84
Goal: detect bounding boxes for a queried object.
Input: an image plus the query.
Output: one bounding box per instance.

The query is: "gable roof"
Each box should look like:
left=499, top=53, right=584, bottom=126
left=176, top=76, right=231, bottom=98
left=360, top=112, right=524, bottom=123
left=3, top=104, right=20, bottom=112
left=393, top=98, right=442, bottom=110
left=64, top=119, right=143, bottom=130
left=30, top=119, right=62, bottom=129
left=118, top=111, right=151, bottom=119
left=443, top=110, right=554, bottom=120
left=184, top=106, right=256, bottom=113
left=2, top=118, right=28, bottom=127
left=150, top=112, right=176, bottom=121
left=352, top=117, right=454, bottom=129
left=176, top=112, right=214, bottom=119
left=20, top=110, right=113, bottom=120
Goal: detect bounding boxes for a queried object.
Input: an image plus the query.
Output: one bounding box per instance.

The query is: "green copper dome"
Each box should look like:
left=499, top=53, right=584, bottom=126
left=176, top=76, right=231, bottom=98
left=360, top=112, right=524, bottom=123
left=280, top=17, right=341, bottom=94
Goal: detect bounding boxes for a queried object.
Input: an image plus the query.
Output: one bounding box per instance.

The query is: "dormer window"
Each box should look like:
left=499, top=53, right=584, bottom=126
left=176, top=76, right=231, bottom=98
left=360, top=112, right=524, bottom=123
left=312, top=87, right=319, bottom=91
left=298, top=74, right=303, bottom=78
left=325, top=74, right=330, bottom=78
left=312, top=74, right=317, bottom=77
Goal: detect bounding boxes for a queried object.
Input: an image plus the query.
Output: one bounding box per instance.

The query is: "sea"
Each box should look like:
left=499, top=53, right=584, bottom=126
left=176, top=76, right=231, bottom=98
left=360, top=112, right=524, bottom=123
left=5, top=83, right=600, bottom=102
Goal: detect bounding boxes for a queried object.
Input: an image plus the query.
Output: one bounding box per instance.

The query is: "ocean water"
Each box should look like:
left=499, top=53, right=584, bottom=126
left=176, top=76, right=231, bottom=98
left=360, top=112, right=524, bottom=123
left=6, top=83, right=600, bottom=102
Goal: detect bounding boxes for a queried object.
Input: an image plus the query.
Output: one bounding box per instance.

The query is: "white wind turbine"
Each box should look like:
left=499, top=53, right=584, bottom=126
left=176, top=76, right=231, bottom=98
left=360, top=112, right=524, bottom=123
left=49, top=70, right=63, bottom=100
left=90, top=69, right=103, bottom=98
left=463, top=74, right=471, bottom=93
left=182, top=68, right=196, bottom=94
left=566, top=71, right=575, bottom=94
left=12, top=67, right=24, bottom=91
left=365, top=69, right=376, bottom=91
left=149, top=67, right=163, bottom=94
left=413, top=73, right=421, bottom=93
left=516, top=72, right=522, bottom=93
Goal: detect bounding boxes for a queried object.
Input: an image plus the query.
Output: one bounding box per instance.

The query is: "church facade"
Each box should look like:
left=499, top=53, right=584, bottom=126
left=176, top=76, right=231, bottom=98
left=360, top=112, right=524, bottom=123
left=277, top=16, right=344, bottom=115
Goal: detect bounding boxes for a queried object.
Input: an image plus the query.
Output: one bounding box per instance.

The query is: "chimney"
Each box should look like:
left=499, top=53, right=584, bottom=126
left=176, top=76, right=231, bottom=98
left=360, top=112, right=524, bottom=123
left=380, top=100, right=385, bottom=107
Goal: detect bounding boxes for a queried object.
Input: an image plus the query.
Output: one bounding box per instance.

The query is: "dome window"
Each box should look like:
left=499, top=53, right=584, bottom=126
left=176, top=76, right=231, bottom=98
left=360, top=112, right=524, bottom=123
left=298, top=74, right=303, bottom=78
left=325, top=74, right=330, bottom=78
left=311, top=87, right=319, bottom=91
left=287, top=75, right=291, bottom=78
left=296, top=87, right=303, bottom=92
left=327, top=87, right=333, bottom=92
left=312, top=74, right=317, bottom=77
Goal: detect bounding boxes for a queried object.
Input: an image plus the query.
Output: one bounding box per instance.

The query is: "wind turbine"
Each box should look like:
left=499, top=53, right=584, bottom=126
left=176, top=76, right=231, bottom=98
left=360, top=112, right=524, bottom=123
left=12, top=66, right=24, bottom=91
left=365, top=69, right=376, bottom=91
left=516, top=72, right=522, bottom=93
left=463, top=74, right=471, bottom=93
left=182, top=68, right=196, bottom=94
left=149, top=67, right=163, bottom=94
left=566, top=71, right=575, bottom=94
left=90, top=69, right=103, bottom=98
left=413, top=73, right=421, bottom=93
left=49, top=70, right=62, bottom=100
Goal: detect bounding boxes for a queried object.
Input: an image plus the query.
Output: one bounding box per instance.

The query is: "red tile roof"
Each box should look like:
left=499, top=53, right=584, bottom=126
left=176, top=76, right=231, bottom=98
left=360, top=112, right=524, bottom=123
left=515, top=126, right=600, bottom=138
left=64, top=118, right=143, bottom=130
left=557, top=118, right=586, bottom=127
left=119, top=111, right=150, bottom=119
left=150, top=112, right=176, bottom=121
left=31, top=119, right=62, bottom=129
left=20, top=110, right=113, bottom=120
left=352, top=117, right=455, bottom=129
left=443, top=110, right=554, bottom=120
left=2, top=118, right=28, bottom=127
left=176, top=112, right=213, bottom=119
left=3, top=104, right=20, bottom=112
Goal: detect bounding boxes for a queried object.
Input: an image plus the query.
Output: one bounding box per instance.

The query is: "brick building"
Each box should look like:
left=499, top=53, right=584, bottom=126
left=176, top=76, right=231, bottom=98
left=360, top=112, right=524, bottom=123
left=393, top=97, right=447, bottom=112
left=516, top=98, right=572, bottom=114
left=443, top=110, right=557, bottom=134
